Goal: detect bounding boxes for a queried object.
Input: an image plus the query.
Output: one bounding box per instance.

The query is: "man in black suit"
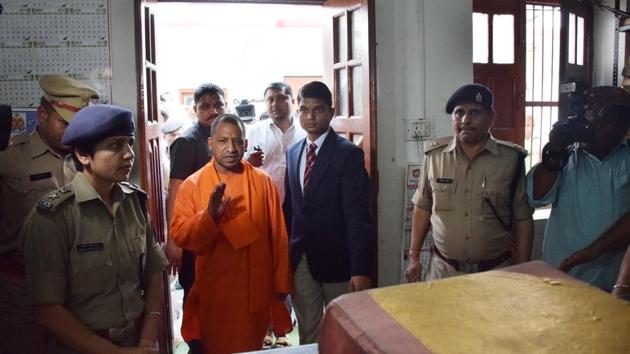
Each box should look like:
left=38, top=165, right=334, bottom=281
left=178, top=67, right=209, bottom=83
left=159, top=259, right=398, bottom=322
left=284, top=81, right=374, bottom=344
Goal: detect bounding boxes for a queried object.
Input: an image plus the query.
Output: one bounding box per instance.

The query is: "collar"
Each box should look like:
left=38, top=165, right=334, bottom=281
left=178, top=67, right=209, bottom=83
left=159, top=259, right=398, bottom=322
left=307, top=127, right=331, bottom=148
left=31, top=129, right=62, bottom=159
left=445, top=134, right=499, bottom=155
left=194, top=121, right=212, bottom=138
left=73, top=172, right=126, bottom=204
left=577, top=139, right=629, bottom=160
left=269, top=117, right=296, bottom=131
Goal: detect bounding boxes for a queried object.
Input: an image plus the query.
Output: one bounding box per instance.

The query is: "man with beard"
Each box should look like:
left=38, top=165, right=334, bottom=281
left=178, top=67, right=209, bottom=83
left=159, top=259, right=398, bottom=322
left=170, top=114, right=291, bottom=354
left=0, top=74, right=99, bottom=353
left=164, top=83, right=226, bottom=301
left=405, top=84, right=534, bottom=282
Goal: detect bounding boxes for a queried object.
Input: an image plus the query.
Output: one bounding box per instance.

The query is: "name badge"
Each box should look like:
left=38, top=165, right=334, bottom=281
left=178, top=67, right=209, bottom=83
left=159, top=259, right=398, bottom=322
left=436, top=178, right=453, bottom=184
left=77, top=243, right=104, bottom=252
left=30, top=172, right=52, bottom=181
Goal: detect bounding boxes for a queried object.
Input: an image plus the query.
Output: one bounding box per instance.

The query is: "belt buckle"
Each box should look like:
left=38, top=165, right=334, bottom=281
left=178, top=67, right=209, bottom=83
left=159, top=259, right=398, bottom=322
left=458, top=261, right=479, bottom=273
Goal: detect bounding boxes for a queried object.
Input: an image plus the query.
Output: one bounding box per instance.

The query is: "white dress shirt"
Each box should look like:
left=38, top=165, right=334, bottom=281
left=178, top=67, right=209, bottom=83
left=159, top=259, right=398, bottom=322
left=299, top=128, right=330, bottom=193
left=245, top=117, right=306, bottom=201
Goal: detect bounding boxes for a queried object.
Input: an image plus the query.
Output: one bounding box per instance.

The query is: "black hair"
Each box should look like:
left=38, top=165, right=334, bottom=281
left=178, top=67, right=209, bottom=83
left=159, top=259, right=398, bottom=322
left=71, top=145, right=95, bottom=172
left=194, top=83, right=225, bottom=105
left=264, top=82, right=293, bottom=98
left=39, top=97, right=55, bottom=113
left=297, top=81, right=332, bottom=108
left=211, top=114, right=246, bottom=139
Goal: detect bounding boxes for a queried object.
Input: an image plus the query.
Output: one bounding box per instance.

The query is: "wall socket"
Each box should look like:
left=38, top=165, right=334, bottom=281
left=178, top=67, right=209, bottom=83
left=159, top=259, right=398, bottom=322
left=405, top=120, right=433, bottom=141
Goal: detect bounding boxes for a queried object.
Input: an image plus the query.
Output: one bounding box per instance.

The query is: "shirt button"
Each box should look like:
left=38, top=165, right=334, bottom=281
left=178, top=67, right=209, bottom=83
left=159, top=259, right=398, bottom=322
left=464, top=189, right=469, bottom=193
left=464, top=212, right=469, bottom=217
left=465, top=236, right=470, bottom=240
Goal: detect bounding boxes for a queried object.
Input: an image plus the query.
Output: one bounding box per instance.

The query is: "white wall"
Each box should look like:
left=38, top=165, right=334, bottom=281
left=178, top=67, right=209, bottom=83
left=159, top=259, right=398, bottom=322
left=109, top=1, right=141, bottom=183
left=375, top=0, right=473, bottom=286
left=592, top=0, right=626, bottom=86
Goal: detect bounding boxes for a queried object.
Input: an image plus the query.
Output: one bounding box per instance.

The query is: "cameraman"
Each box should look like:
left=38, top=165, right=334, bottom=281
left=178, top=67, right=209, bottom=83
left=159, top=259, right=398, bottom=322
left=527, top=86, right=630, bottom=292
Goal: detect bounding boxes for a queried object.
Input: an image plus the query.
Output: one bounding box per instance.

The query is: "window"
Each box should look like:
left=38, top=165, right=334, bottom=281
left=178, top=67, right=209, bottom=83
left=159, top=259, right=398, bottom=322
left=472, top=12, right=514, bottom=64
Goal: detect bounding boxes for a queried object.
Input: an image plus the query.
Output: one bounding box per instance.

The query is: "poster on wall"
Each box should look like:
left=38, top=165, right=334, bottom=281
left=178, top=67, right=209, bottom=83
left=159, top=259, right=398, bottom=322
left=400, top=164, right=434, bottom=283
left=10, top=108, right=37, bottom=137
left=0, top=0, right=112, bottom=108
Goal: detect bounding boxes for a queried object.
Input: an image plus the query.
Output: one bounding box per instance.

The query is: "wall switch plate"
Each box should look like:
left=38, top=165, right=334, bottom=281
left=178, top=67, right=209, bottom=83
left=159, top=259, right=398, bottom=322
left=406, top=120, right=433, bottom=141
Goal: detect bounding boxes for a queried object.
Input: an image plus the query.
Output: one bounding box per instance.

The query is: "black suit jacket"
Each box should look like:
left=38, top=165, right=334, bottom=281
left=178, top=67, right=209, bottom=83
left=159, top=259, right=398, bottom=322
left=284, top=129, right=373, bottom=283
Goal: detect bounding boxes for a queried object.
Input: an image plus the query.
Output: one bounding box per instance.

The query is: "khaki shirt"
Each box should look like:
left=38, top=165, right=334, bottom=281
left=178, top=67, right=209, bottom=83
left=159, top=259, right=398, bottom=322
left=412, top=136, right=533, bottom=262
left=0, top=130, right=76, bottom=255
left=21, top=173, right=168, bottom=331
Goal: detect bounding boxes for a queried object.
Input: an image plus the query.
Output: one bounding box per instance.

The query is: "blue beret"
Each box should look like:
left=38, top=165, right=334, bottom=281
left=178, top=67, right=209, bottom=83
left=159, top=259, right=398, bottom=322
left=61, top=104, right=135, bottom=146
left=445, top=84, right=493, bottom=114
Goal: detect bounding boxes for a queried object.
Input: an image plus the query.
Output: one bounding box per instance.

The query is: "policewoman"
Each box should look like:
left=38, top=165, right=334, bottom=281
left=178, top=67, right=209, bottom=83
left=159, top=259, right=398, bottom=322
left=21, top=105, right=168, bottom=354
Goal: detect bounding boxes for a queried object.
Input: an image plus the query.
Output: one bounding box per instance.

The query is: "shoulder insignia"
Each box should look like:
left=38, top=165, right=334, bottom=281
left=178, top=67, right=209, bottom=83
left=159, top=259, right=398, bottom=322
left=7, top=132, right=29, bottom=148
left=36, top=185, right=74, bottom=212
left=495, top=139, right=528, bottom=156
left=423, top=137, right=451, bottom=154
left=120, top=181, right=147, bottom=197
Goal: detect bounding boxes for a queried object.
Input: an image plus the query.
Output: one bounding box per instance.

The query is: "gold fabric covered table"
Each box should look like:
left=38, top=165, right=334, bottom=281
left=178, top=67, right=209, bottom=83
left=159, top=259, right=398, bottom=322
left=318, top=261, right=630, bottom=354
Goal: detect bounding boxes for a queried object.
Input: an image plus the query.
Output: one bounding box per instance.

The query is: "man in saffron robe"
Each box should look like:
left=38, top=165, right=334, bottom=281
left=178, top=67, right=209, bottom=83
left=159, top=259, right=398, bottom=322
left=170, top=113, right=292, bottom=354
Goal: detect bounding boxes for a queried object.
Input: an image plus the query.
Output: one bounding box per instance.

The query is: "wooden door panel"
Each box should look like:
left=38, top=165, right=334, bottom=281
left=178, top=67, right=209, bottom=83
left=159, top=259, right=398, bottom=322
left=473, top=0, right=525, bottom=145
left=135, top=2, right=173, bottom=353
left=559, top=0, right=593, bottom=122
left=324, top=0, right=377, bottom=283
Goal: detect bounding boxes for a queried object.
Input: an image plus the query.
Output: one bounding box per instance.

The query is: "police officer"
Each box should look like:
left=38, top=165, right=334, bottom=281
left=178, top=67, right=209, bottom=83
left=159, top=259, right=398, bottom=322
left=405, top=84, right=534, bottom=282
left=0, top=74, right=99, bottom=353
left=21, top=105, right=168, bottom=353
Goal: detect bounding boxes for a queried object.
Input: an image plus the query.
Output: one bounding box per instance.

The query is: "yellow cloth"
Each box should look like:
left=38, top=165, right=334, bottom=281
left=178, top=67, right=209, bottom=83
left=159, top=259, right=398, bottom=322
left=370, top=271, right=630, bottom=353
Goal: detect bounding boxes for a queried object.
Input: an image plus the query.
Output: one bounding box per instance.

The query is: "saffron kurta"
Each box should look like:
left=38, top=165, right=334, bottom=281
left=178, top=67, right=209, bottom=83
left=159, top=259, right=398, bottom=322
left=170, top=160, right=292, bottom=354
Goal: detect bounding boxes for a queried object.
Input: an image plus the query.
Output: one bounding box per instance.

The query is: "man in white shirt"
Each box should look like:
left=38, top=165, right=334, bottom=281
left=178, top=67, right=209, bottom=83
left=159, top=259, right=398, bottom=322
left=246, top=82, right=306, bottom=201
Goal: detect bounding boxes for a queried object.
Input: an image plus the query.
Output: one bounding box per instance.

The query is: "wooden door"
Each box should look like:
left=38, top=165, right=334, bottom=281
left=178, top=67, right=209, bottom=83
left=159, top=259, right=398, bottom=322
left=135, top=1, right=173, bottom=353
left=559, top=0, right=593, bottom=121
left=323, top=0, right=377, bottom=282
left=473, top=0, right=526, bottom=145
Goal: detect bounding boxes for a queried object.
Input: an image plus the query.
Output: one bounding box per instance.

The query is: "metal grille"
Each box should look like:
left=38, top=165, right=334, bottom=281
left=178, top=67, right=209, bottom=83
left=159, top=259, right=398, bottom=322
left=525, top=4, right=561, bottom=169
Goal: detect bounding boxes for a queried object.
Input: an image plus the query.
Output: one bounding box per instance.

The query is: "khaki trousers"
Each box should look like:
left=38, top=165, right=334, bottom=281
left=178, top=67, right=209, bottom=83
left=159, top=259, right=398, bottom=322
left=427, top=253, right=512, bottom=281
left=292, top=256, right=347, bottom=345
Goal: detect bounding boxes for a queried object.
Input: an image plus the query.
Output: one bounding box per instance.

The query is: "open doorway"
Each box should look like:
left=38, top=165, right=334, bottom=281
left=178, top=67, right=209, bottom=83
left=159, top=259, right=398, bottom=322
left=149, top=2, right=325, bottom=352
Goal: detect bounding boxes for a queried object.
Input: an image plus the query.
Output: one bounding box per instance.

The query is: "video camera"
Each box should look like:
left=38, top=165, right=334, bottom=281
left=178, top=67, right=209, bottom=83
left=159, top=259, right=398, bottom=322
left=555, top=80, right=594, bottom=144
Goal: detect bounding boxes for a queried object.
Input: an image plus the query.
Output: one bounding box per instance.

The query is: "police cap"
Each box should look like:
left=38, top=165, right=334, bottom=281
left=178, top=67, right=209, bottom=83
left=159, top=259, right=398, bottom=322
left=61, top=105, right=135, bottom=147
left=39, top=74, right=100, bottom=122
left=445, top=83, right=493, bottom=114
left=161, top=115, right=185, bottom=134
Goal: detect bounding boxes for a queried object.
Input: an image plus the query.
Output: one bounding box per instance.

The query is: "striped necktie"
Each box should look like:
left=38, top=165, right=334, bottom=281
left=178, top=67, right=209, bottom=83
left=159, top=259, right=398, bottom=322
left=303, top=143, right=317, bottom=188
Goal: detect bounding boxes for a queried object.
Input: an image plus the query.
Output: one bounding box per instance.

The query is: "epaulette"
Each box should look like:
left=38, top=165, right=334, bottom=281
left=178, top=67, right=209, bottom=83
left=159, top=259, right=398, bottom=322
left=120, top=181, right=147, bottom=198
left=36, top=185, right=74, bottom=212
left=7, top=132, right=29, bottom=148
left=423, top=137, right=451, bottom=154
left=495, top=139, right=528, bottom=156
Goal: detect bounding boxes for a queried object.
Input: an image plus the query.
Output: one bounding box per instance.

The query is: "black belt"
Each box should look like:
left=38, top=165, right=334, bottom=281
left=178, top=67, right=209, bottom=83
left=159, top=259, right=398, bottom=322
left=432, top=246, right=512, bottom=273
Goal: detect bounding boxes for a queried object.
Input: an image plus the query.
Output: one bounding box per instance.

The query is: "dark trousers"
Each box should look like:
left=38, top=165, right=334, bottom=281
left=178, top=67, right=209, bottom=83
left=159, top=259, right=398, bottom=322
left=179, top=249, right=195, bottom=304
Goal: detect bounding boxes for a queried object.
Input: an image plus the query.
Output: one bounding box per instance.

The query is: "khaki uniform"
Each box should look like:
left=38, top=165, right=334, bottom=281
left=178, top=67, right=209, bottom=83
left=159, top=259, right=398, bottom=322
left=21, top=173, right=168, bottom=352
left=412, top=136, right=533, bottom=265
left=0, top=130, right=76, bottom=255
